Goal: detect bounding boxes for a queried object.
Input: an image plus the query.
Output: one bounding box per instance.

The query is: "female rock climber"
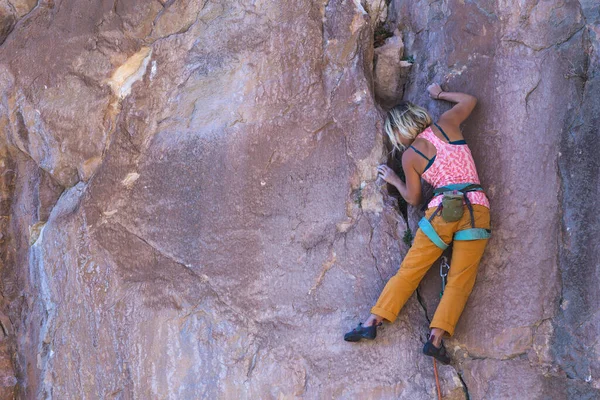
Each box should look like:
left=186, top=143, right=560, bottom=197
left=344, top=83, right=491, bottom=365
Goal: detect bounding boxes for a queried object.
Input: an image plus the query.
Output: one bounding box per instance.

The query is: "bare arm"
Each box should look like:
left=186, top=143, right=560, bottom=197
left=427, top=83, right=477, bottom=127
left=377, top=154, right=422, bottom=206
left=400, top=152, right=422, bottom=206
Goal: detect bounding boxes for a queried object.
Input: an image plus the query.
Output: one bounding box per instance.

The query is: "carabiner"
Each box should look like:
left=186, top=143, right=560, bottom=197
left=439, top=256, right=450, bottom=298
left=440, top=256, right=449, bottom=278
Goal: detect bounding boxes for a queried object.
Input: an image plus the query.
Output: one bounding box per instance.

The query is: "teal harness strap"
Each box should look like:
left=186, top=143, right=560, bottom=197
left=409, top=145, right=436, bottom=173
left=454, top=228, right=491, bottom=241
left=418, top=217, right=449, bottom=250
left=433, top=183, right=483, bottom=194
left=433, top=122, right=468, bottom=145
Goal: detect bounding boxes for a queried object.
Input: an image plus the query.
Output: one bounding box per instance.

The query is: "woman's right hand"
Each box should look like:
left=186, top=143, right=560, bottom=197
left=377, top=164, right=400, bottom=186
left=427, top=83, right=443, bottom=99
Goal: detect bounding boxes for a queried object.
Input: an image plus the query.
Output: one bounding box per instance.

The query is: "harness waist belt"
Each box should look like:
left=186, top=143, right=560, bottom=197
left=419, top=218, right=491, bottom=249
left=433, top=183, right=483, bottom=195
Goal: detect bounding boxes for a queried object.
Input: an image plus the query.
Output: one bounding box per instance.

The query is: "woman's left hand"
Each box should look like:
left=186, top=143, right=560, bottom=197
left=377, top=164, right=400, bottom=185
left=427, top=83, right=443, bottom=99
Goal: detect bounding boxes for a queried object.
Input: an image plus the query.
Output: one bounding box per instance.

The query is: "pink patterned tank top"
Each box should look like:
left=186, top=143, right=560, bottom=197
left=419, top=126, right=490, bottom=209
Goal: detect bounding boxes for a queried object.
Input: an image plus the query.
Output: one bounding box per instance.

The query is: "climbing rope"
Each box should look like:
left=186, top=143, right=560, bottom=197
left=433, top=359, right=442, bottom=400
left=433, top=255, right=449, bottom=399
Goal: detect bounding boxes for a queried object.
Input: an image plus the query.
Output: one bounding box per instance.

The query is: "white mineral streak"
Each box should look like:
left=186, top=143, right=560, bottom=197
left=108, top=47, right=153, bottom=99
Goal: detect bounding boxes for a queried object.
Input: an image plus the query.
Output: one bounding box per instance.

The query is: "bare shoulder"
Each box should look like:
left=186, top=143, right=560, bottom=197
left=411, top=137, right=431, bottom=149
left=401, top=147, right=417, bottom=168
left=401, top=145, right=418, bottom=161
left=433, top=119, right=464, bottom=141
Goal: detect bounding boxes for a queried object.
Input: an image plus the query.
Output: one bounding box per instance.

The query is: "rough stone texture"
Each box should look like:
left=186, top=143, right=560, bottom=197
left=389, top=0, right=600, bottom=397
left=373, top=30, right=413, bottom=109
left=364, top=0, right=388, bottom=27
left=0, top=2, right=16, bottom=46
left=0, top=0, right=597, bottom=399
left=553, top=0, right=600, bottom=389
left=0, top=134, right=16, bottom=398
left=0, top=0, right=36, bottom=45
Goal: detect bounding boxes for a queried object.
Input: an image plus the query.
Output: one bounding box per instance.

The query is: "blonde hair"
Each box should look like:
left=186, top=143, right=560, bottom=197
left=384, top=102, right=432, bottom=153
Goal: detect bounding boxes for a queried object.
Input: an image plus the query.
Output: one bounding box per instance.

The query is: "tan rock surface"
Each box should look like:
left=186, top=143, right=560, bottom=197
left=0, top=0, right=597, bottom=399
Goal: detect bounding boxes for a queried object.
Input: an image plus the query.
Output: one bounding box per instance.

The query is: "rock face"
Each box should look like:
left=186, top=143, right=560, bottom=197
left=373, top=30, right=413, bottom=109
left=0, top=0, right=597, bottom=399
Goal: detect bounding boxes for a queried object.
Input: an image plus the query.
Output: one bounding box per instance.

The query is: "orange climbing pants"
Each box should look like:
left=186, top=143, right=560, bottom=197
left=371, top=204, right=490, bottom=336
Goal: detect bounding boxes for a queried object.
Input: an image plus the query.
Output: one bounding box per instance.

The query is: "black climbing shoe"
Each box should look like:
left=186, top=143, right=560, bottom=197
left=344, top=322, right=380, bottom=342
left=423, top=337, right=451, bottom=365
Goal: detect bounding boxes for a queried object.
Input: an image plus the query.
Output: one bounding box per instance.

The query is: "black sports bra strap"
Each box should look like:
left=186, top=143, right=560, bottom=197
left=433, top=122, right=451, bottom=142
left=409, top=145, right=431, bottom=161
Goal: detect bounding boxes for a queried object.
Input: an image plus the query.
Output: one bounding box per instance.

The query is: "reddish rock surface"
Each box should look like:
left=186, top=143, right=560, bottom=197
left=0, top=0, right=597, bottom=399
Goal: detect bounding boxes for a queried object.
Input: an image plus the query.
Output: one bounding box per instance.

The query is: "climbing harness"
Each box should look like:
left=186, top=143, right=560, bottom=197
left=418, top=183, right=491, bottom=250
